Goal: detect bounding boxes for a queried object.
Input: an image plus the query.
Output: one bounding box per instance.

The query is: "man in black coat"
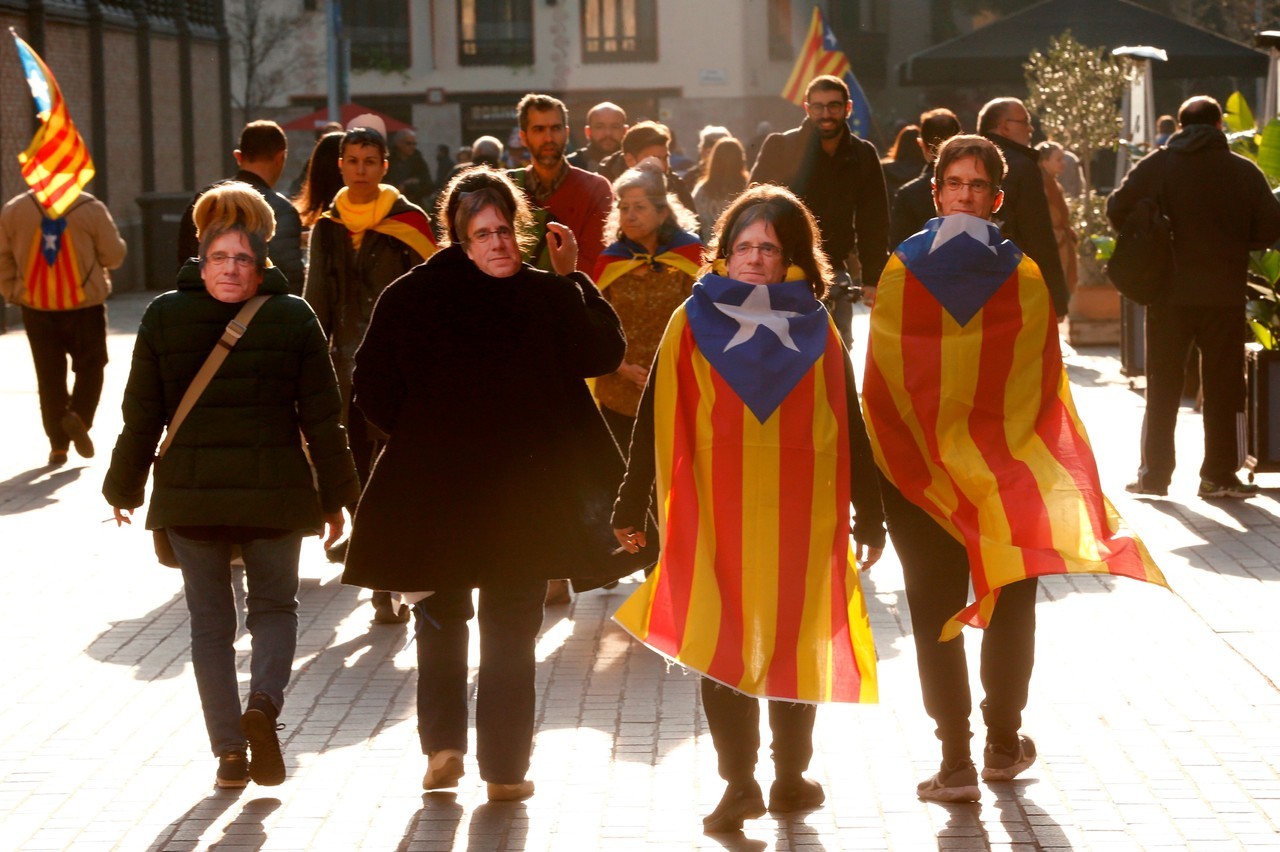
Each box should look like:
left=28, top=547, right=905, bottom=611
left=385, top=129, right=434, bottom=207
left=176, top=121, right=305, bottom=294
left=889, top=108, right=962, bottom=249
left=1108, top=96, right=1280, bottom=499
left=750, top=74, right=889, bottom=348
left=977, top=98, right=1069, bottom=318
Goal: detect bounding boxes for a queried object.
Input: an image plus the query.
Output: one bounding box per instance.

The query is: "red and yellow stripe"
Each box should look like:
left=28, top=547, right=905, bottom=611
left=22, top=226, right=83, bottom=310
left=864, top=253, right=1167, bottom=641
left=614, top=308, right=877, bottom=703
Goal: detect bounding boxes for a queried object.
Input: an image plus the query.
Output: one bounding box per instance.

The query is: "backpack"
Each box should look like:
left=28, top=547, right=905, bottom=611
left=1107, top=163, right=1173, bottom=306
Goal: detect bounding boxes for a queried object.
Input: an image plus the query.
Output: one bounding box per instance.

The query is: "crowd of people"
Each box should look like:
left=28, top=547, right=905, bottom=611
left=2, top=70, right=1268, bottom=834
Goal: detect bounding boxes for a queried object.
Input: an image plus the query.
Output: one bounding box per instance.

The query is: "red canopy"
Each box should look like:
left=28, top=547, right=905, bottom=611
left=281, top=102, right=411, bottom=133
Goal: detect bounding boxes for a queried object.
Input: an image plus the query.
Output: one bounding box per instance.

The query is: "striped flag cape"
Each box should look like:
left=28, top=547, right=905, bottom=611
left=613, top=273, right=878, bottom=704
left=863, top=214, right=1168, bottom=641
left=780, top=7, right=874, bottom=138
left=21, top=197, right=86, bottom=309
left=592, top=230, right=703, bottom=292
left=11, top=32, right=95, bottom=217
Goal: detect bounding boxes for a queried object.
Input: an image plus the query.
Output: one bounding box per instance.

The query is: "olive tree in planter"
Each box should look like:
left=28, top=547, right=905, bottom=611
left=1024, top=32, right=1125, bottom=333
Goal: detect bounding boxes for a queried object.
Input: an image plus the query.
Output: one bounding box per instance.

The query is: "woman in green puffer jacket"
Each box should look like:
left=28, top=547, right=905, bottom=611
left=102, top=183, right=359, bottom=791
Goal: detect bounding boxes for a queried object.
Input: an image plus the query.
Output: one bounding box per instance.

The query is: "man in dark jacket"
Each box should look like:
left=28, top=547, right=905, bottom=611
left=177, top=121, right=305, bottom=294
left=889, top=108, right=962, bottom=249
left=1108, top=96, right=1280, bottom=499
left=566, top=101, right=628, bottom=174
left=595, top=121, right=698, bottom=215
left=385, top=129, right=434, bottom=207
left=750, top=74, right=889, bottom=347
left=977, top=98, right=1069, bottom=318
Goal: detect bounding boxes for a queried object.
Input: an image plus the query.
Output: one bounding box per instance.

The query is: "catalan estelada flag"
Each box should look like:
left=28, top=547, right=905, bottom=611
left=375, top=206, right=437, bottom=260
left=21, top=198, right=86, bottom=309
left=593, top=231, right=703, bottom=292
left=613, top=273, right=878, bottom=703
left=11, top=31, right=95, bottom=217
left=863, top=214, right=1169, bottom=641
left=781, top=6, right=874, bottom=138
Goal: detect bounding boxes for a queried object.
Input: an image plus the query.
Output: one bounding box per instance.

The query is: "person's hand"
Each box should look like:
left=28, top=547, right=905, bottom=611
left=546, top=221, right=579, bottom=276
left=112, top=506, right=132, bottom=527
left=861, top=284, right=877, bottom=309
left=322, top=510, right=345, bottom=550
left=855, top=542, right=883, bottom=570
left=613, top=526, right=647, bottom=553
left=617, top=362, right=649, bottom=389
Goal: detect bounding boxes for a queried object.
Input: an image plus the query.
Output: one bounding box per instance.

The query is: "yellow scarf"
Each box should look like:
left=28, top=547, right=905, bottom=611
left=333, top=185, right=398, bottom=250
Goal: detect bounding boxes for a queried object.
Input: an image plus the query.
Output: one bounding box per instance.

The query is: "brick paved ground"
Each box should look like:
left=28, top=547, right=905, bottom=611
left=2, top=294, right=1279, bottom=850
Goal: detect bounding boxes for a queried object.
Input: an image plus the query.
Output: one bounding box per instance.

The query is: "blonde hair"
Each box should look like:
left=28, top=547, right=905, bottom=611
left=193, top=182, right=275, bottom=266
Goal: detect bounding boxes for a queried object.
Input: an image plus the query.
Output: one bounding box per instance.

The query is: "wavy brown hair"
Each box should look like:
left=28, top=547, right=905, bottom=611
left=437, top=165, right=536, bottom=254
left=706, top=184, right=832, bottom=299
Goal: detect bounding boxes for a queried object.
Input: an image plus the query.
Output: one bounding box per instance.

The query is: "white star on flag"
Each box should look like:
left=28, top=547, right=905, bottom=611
left=26, top=70, right=50, bottom=113
left=930, top=213, right=998, bottom=255
left=715, top=285, right=802, bottom=352
left=43, top=233, right=57, bottom=252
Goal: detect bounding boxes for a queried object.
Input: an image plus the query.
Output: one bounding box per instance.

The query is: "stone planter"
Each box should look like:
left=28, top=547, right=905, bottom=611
left=1245, top=346, right=1280, bottom=478
left=1065, top=253, right=1121, bottom=345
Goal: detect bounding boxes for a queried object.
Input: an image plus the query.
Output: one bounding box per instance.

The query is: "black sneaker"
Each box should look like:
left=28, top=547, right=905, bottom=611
left=917, top=760, right=980, bottom=802
left=60, top=411, right=94, bottom=459
left=241, top=693, right=285, bottom=786
left=703, top=780, right=766, bottom=833
left=215, top=750, right=249, bottom=788
left=982, top=734, right=1037, bottom=782
left=1124, top=479, right=1167, bottom=497
left=1198, top=477, right=1260, bottom=499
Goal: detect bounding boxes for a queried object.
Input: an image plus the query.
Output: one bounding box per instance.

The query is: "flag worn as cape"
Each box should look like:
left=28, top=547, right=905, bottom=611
left=22, top=197, right=85, bottom=309
left=11, top=32, right=94, bottom=217
left=863, top=214, right=1168, bottom=641
left=593, top=231, right=703, bottom=292
left=613, top=273, right=878, bottom=704
left=323, top=185, right=437, bottom=261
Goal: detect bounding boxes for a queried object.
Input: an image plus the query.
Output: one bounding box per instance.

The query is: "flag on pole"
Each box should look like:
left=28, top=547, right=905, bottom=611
left=863, top=215, right=1169, bottom=641
left=781, top=6, right=874, bottom=138
left=10, top=30, right=95, bottom=217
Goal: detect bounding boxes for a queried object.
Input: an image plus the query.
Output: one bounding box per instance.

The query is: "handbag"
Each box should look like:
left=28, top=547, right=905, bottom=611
left=1107, top=160, right=1174, bottom=306
left=151, top=295, right=272, bottom=567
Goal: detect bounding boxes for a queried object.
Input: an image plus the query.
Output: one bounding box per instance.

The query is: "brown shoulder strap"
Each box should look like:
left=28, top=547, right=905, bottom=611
left=156, top=295, right=271, bottom=460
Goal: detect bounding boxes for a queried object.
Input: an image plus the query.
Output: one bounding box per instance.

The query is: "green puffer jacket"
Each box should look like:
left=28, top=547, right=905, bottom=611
left=102, top=261, right=360, bottom=532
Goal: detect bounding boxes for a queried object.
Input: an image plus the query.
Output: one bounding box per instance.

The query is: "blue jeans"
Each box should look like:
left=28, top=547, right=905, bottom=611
left=169, top=529, right=303, bottom=755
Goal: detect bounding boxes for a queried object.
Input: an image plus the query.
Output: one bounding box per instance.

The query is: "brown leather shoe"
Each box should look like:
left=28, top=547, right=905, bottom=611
left=703, top=780, right=765, bottom=833
left=487, top=779, right=534, bottom=802
left=422, top=749, right=465, bottom=790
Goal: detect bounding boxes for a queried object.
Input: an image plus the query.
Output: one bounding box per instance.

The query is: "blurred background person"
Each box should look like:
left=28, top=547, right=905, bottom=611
left=568, top=101, right=628, bottom=174
left=593, top=158, right=702, bottom=447
left=103, top=183, right=357, bottom=790
left=385, top=129, right=433, bottom=207
left=881, top=124, right=926, bottom=196
left=692, top=137, right=749, bottom=243
left=1037, top=140, right=1078, bottom=297
left=293, top=131, right=344, bottom=231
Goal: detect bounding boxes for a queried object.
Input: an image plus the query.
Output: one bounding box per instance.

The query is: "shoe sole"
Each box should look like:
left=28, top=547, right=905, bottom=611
left=918, top=784, right=981, bottom=803
left=768, top=790, right=825, bottom=813
left=241, top=709, right=285, bottom=786
left=60, top=414, right=94, bottom=459
left=981, top=758, right=1036, bottom=782
left=1199, top=490, right=1257, bottom=499
left=423, top=754, right=465, bottom=790
left=214, top=776, right=248, bottom=789
left=703, top=799, right=767, bottom=832
left=487, top=781, right=535, bottom=802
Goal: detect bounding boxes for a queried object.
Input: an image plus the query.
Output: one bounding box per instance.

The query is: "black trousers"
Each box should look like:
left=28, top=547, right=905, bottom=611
left=22, top=305, right=107, bottom=452
left=414, top=580, right=546, bottom=784
left=881, top=480, right=1037, bottom=764
left=1139, top=303, right=1245, bottom=488
left=700, top=679, right=816, bottom=784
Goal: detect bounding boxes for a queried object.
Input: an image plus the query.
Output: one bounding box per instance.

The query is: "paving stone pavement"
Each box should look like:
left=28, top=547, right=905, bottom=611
left=2, top=294, right=1280, bottom=850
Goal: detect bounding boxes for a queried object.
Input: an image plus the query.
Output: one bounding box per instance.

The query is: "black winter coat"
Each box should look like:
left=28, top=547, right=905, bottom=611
left=103, top=263, right=360, bottom=531
left=341, top=246, right=628, bottom=592
left=1107, top=125, right=1280, bottom=306
left=984, top=133, right=1069, bottom=317
left=750, top=119, right=890, bottom=285
left=890, top=164, right=937, bottom=249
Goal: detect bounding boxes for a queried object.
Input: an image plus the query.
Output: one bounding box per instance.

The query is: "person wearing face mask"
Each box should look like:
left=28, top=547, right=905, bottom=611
left=611, top=184, right=885, bottom=834
left=592, top=158, right=702, bottom=448
left=103, top=183, right=358, bottom=791
left=341, top=166, right=628, bottom=803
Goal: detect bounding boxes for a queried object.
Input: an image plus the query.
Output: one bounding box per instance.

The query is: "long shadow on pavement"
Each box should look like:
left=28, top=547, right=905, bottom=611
left=465, top=801, right=529, bottom=851
left=0, top=463, right=83, bottom=514
left=395, top=795, right=465, bottom=851
left=141, top=790, right=279, bottom=852
left=1133, top=491, right=1280, bottom=580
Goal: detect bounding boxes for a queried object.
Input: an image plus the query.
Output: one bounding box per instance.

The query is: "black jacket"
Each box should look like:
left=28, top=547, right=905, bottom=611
left=341, top=245, right=629, bottom=591
left=103, top=263, right=359, bottom=531
left=177, top=170, right=306, bottom=294
left=984, top=133, right=1069, bottom=317
left=1107, top=124, right=1280, bottom=306
left=890, top=164, right=937, bottom=249
left=750, top=119, right=890, bottom=285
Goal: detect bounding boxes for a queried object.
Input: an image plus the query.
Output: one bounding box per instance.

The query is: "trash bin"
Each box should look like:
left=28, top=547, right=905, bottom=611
left=136, top=192, right=193, bottom=291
